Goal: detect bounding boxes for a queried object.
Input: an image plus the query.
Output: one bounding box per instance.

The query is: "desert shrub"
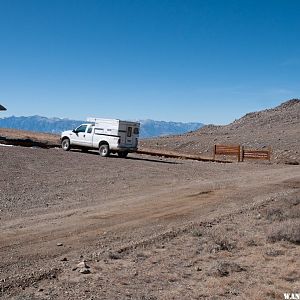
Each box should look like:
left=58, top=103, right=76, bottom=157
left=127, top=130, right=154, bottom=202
left=286, top=206, right=300, bottom=219
left=210, top=231, right=236, bottom=252
left=267, top=220, right=300, bottom=244
left=264, top=195, right=300, bottom=222
left=245, top=239, right=258, bottom=247
left=265, top=248, right=284, bottom=257
left=108, top=252, right=122, bottom=260
left=213, top=237, right=236, bottom=252
left=191, top=229, right=203, bottom=237
left=265, top=208, right=284, bottom=222
left=289, top=197, right=300, bottom=206
left=209, top=261, right=245, bottom=277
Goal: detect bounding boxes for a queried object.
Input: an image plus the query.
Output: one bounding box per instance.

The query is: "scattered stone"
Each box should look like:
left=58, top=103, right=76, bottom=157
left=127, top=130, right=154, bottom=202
left=56, top=243, right=63, bottom=246
left=72, top=261, right=90, bottom=271
left=79, top=268, right=91, bottom=274
left=77, top=261, right=90, bottom=269
left=60, top=257, right=68, bottom=261
left=255, top=214, right=261, bottom=220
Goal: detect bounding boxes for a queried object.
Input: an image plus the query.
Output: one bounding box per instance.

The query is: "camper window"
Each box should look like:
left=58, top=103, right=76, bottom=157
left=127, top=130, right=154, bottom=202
left=127, top=127, right=132, bottom=137
left=134, top=128, right=139, bottom=135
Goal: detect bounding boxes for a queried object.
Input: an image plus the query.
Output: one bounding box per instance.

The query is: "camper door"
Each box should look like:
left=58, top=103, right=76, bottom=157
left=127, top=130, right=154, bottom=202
left=125, top=126, right=133, bottom=145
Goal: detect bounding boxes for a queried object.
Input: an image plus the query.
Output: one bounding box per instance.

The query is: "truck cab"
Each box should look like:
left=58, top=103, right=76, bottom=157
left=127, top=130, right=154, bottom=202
left=67, top=124, right=93, bottom=147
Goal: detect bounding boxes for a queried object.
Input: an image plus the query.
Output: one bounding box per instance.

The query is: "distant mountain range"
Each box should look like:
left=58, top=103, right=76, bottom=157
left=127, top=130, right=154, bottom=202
left=0, top=115, right=204, bottom=138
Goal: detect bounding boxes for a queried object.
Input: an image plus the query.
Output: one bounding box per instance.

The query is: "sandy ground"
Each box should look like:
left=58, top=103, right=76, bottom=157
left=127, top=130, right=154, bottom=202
left=0, top=145, right=299, bottom=299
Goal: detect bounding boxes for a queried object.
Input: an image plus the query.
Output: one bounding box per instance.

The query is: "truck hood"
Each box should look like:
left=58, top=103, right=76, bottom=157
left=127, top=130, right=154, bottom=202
left=61, top=130, right=73, bottom=137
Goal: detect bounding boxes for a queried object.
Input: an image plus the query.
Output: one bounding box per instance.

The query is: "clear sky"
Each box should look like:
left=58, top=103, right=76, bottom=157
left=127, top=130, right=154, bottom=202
left=0, top=0, right=299, bottom=124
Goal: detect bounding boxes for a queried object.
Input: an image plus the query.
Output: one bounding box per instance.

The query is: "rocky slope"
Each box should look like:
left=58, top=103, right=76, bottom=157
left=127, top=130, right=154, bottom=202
left=140, top=99, right=300, bottom=163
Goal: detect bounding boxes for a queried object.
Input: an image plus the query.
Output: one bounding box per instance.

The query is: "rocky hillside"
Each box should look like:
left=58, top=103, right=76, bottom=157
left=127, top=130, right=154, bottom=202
left=140, top=99, right=300, bottom=163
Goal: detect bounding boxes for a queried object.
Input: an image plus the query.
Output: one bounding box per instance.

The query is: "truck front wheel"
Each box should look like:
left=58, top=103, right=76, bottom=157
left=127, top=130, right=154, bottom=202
left=99, top=144, right=110, bottom=157
left=62, top=138, right=71, bottom=151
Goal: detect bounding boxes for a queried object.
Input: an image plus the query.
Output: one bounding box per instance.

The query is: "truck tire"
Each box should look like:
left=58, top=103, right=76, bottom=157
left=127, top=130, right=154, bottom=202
left=62, top=138, right=71, bottom=151
left=99, top=144, right=110, bottom=157
left=118, top=151, right=128, bottom=158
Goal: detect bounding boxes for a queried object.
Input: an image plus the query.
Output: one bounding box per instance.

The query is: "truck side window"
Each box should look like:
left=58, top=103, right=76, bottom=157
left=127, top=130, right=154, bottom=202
left=127, top=127, right=132, bottom=137
left=87, top=126, right=93, bottom=134
left=76, top=125, right=87, bottom=133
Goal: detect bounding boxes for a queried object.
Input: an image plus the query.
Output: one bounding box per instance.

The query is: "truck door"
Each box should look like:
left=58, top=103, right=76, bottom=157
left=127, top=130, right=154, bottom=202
left=126, top=126, right=133, bottom=145
left=81, top=125, right=93, bottom=147
left=72, top=124, right=87, bottom=146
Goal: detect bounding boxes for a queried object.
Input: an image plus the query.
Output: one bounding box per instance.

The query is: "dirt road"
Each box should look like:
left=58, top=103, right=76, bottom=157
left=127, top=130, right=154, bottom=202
left=1, top=146, right=299, bottom=299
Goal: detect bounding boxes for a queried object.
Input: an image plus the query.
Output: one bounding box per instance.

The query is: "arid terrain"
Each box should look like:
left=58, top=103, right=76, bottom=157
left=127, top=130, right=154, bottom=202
left=141, top=99, right=300, bottom=164
left=0, top=99, right=299, bottom=299
left=0, top=145, right=299, bottom=300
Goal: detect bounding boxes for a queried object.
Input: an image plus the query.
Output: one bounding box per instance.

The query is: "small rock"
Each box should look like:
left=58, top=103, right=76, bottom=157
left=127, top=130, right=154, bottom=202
left=77, top=261, right=90, bottom=269
left=79, top=268, right=91, bottom=274
left=56, top=243, right=63, bottom=247
left=60, top=257, right=68, bottom=262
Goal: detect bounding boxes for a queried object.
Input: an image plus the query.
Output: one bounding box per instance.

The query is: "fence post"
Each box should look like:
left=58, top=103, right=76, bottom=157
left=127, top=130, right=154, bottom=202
left=213, top=145, right=216, bottom=161
left=241, top=146, right=244, bottom=162
left=237, top=145, right=241, bottom=162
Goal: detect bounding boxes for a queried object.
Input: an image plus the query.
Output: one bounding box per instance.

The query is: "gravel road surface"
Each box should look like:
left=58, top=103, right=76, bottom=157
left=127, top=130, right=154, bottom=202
left=1, top=146, right=299, bottom=299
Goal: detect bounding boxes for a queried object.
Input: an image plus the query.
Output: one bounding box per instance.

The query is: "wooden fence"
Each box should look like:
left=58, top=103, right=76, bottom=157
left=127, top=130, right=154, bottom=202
left=213, top=144, right=271, bottom=162
left=241, top=147, right=271, bottom=162
left=213, top=144, right=241, bottom=162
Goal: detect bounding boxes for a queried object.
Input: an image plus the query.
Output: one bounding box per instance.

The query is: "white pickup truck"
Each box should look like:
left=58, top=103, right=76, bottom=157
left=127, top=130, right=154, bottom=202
left=61, top=118, right=140, bottom=157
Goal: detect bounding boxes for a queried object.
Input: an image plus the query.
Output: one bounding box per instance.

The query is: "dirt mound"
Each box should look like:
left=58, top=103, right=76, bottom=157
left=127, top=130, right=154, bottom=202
left=140, top=99, right=300, bottom=163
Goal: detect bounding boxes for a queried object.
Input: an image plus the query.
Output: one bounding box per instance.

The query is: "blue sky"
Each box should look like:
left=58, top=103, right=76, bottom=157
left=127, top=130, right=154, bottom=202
left=0, top=0, right=299, bottom=124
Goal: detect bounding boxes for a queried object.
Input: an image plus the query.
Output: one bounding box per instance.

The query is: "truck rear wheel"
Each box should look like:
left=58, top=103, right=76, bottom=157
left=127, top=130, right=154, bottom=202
left=62, top=138, right=71, bottom=151
left=99, top=144, right=110, bottom=157
left=118, top=151, right=128, bottom=158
